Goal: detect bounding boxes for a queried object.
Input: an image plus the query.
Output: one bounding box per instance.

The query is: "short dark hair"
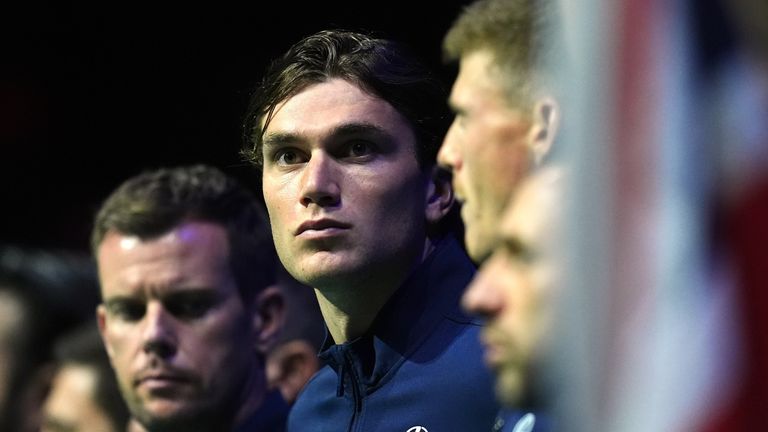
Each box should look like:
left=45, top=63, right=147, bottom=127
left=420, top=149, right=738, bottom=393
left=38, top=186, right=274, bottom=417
left=242, top=29, right=451, bottom=172
left=53, top=321, right=130, bottom=432
left=443, top=0, right=556, bottom=107
left=91, top=164, right=276, bottom=302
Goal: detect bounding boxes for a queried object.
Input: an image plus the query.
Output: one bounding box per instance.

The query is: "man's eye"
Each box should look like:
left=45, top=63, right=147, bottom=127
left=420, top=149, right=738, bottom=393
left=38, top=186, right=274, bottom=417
left=166, top=298, right=213, bottom=320
left=108, top=302, right=145, bottom=322
left=347, top=141, right=375, bottom=158
left=275, top=149, right=304, bottom=166
left=503, top=238, right=536, bottom=264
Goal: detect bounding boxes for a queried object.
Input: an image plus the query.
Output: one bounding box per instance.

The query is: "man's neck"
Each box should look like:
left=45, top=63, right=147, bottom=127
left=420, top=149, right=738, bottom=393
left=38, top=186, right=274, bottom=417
left=315, top=238, right=437, bottom=344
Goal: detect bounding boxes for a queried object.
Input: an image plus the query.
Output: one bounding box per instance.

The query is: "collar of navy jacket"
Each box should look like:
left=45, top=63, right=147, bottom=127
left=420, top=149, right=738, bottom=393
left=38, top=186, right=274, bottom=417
left=317, top=236, right=481, bottom=397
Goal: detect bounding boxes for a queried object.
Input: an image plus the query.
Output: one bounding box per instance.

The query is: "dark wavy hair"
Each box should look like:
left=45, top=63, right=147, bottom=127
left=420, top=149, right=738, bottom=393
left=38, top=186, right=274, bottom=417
left=241, top=29, right=451, bottom=172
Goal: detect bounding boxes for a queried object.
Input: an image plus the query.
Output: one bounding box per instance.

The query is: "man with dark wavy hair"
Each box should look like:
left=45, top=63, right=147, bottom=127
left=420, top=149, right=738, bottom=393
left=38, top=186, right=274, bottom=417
left=243, top=30, right=499, bottom=432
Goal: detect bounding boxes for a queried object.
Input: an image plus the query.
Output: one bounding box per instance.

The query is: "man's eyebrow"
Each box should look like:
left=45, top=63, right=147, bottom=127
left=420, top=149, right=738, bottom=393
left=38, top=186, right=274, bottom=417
left=503, top=235, right=535, bottom=261
left=164, top=288, right=219, bottom=302
left=262, top=132, right=303, bottom=150
left=264, top=123, right=396, bottom=149
left=103, top=296, right=138, bottom=308
left=331, top=122, right=393, bottom=140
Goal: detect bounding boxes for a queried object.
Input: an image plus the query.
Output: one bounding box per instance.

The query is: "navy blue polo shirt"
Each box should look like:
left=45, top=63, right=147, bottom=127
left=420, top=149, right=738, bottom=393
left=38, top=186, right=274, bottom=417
left=287, top=237, right=499, bottom=432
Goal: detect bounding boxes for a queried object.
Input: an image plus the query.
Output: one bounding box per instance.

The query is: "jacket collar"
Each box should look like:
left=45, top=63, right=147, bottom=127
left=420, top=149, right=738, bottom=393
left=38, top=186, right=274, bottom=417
left=318, top=236, right=477, bottom=389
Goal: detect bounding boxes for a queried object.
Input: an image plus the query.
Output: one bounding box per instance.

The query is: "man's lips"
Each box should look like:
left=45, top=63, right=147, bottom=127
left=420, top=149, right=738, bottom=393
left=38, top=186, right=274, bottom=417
left=295, top=219, right=351, bottom=236
left=134, top=369, right=195, bottom=387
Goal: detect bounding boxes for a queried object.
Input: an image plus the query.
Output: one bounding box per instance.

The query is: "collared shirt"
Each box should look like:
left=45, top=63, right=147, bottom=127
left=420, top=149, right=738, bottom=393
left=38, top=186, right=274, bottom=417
left=287, top=237, right=500, bottom=432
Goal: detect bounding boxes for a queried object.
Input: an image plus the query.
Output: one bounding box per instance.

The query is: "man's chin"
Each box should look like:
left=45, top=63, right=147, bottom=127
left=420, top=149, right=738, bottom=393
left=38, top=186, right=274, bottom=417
left=133, top=400, right=204, bottom=430
left=292, top=254, right=366, bottom=287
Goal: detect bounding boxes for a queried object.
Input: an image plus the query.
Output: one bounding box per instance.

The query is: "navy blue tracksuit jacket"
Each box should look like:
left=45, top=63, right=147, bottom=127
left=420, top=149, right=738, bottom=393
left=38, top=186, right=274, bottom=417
left=287, top=237, right=500, bottom=432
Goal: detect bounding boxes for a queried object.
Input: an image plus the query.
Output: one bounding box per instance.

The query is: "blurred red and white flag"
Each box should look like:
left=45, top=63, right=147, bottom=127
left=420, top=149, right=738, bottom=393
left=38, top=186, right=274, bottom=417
left=551, top=0, right=765, bottom=430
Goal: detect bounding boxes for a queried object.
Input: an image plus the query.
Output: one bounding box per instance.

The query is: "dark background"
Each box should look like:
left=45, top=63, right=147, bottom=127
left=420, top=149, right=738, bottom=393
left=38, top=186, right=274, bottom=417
left=1, top=1, right=469, bottom=252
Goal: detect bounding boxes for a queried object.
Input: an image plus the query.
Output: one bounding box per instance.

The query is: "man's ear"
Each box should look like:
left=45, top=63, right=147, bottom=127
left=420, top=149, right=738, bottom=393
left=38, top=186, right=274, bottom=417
left=96, top=304, right=115, bottom=360
left=253, top=285, right=285, bottom=355
left=266, top=339, right=320, bottom=404
left=528, top=96, right=560, bottom=166
left=425, top=166, right=455, bottom=224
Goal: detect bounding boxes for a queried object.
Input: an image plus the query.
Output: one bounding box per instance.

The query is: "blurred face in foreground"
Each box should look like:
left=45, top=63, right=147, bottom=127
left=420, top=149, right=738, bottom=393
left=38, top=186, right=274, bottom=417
left=462, top=167, right=563, bottom=406
left=439, top=50, right=535, bottom=262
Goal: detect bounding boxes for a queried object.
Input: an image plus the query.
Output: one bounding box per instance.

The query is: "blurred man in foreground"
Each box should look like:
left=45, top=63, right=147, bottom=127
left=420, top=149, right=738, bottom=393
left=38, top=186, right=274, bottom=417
left=439, top=0, right=560, bottom=263
left=463, top=167, right=563, bottom=431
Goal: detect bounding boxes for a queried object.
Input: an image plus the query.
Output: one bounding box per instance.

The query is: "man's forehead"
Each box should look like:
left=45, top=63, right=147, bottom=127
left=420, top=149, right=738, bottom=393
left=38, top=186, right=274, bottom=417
left=455, top=50, right=504, bottom=89
left=98, top=222, right=229, bottom=260
left=274, top=79, right=378, bottom=114
left=452, top=52, right=523, bottom=112
left=97, top=223, right=232, bottom=298
left=262, top=80, right=419, bottom=161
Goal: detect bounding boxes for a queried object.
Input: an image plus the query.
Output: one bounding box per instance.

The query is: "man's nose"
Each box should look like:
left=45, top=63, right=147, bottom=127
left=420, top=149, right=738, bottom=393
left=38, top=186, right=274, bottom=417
left=299, top=151, right=341, bottom=208
left=462, top=265, right=505, bottom=319
left=141, top=302, right=177, bottom=358
left=437, top=122, right=462, bottom=171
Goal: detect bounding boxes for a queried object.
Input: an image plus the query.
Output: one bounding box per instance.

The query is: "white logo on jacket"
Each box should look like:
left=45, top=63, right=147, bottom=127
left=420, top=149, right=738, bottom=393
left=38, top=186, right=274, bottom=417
left=511, top=413, right=536, bottom=432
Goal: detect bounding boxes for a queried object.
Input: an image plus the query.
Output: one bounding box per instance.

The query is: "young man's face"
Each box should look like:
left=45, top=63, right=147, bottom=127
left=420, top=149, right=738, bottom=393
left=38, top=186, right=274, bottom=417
left=96, top=221, right=259, bottom=430
left=461, top=169, right=562, bottom=407
left=261, top=78, right=433, bottom=291
left=439, top=49, right=535, bottom=263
